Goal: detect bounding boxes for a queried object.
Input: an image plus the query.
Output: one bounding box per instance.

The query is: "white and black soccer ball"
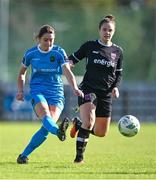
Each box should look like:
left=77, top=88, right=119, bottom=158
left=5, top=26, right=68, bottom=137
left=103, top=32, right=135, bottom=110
left=118, top=115, right=140, bottom=137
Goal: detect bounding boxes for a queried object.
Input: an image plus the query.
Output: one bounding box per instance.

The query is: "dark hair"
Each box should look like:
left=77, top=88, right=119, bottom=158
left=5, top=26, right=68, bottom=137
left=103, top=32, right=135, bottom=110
left=36, top=25, right=55, bottom=39
left=99, top=15, right=116, bottom=29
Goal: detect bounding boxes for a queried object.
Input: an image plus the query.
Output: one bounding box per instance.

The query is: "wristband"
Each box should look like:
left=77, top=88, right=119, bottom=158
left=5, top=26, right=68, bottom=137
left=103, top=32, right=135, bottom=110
left=18, top=91, right=23, bottom=93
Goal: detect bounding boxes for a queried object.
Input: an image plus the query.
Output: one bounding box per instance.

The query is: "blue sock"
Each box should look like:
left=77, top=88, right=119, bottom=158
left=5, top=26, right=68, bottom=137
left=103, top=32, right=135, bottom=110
left=21, top=126, right=49, bottom=157
left=42, top=115, right=59, bottom=135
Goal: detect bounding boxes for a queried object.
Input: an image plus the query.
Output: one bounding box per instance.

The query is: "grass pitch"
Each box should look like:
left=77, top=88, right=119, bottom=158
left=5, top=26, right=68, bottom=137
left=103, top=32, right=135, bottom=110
left=0, top=121, right=156, bottom=179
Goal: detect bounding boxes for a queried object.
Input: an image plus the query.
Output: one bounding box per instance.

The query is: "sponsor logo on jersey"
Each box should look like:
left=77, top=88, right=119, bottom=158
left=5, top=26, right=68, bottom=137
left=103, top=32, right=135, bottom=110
left=50, top=56, right=55, bottom=62
left=33, top=68, right=57, bottom=73
left=32, top=58, right=40, bottom=61
left=94, top=59, right=115, bottom=67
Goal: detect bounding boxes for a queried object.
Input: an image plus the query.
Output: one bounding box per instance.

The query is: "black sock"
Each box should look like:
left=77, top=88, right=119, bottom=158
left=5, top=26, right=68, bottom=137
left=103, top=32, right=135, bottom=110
left=75, top=127, right=90, bottom=161
left=90, top=128, right=95, bottom=135
left=75, top=117, right=82, bottom=131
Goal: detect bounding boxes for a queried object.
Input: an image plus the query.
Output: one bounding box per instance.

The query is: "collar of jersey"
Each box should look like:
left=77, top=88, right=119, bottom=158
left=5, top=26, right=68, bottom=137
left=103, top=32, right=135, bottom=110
left=37, top=44, right=53, bottom=53
left=98, top=40, right=112, bottom=47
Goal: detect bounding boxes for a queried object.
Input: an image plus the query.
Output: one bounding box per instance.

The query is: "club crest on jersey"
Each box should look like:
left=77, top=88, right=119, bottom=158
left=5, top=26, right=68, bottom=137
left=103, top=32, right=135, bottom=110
left=31, top=98, right=35, bottom=106
left=50, top=56, right=55, bottom=62
left=111, top=53, right=116, bottom=60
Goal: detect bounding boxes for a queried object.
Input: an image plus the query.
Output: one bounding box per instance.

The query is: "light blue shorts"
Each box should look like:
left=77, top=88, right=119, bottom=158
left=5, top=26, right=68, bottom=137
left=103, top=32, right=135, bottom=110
left=31, top=93, right=65, bottom=112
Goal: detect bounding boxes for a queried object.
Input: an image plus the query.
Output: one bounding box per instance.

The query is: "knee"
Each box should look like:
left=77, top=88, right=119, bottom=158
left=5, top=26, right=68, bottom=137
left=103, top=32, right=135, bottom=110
left=35, top=106, right=50, bottom=119
left=82, top=121, right=94, bottom=130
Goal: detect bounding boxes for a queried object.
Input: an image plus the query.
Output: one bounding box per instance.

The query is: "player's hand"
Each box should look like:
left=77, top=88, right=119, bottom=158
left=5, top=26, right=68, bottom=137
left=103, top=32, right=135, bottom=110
left=112, top=87, right=119, bottom=98
left=73, top=89, right=84, bottom=98
left=16, top=91, right=24, bottom=101
left=69, top=60, right=74, bottom=68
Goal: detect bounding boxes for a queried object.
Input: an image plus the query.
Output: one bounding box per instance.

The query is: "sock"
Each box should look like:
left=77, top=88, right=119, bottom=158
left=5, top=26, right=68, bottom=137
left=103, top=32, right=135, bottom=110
left=42, top=115, right=59, bottom=135
left=90, top=128, right=95, bottom=135
left=75, top=119, right=82, bottom=131
left=75, top=127, right=90, bottom=161
left=21, top=126, right=49, bottom=157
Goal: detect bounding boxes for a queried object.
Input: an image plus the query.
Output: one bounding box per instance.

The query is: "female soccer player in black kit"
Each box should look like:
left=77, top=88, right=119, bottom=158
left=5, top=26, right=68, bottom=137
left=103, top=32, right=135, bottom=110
left=69, top=15, right=123, bottom=163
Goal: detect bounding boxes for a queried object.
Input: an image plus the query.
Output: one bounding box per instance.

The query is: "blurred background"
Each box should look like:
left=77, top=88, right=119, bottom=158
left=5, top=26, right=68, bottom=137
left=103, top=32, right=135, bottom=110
left=0, top=0, right=156, bottom=122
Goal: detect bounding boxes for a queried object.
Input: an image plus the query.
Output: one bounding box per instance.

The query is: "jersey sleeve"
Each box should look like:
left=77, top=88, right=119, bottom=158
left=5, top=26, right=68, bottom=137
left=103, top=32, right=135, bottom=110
left=22, top=51, right=31, bottom=68
left=111, top=48, right=123, bottom=88
left=58, top=48, right=69, bottom=67
left=68, top=41, right=89, bottom=64
left=116, top=49, right=123, bottom=72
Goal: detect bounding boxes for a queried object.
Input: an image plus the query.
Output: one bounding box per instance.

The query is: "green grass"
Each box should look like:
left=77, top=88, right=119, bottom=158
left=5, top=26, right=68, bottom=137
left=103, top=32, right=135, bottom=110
left=0, top=121, right=156, bottom=179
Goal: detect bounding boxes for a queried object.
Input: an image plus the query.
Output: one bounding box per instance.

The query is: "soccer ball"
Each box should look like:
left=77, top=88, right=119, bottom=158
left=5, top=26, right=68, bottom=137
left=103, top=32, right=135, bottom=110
left=118, top=115, right=140, bottom=137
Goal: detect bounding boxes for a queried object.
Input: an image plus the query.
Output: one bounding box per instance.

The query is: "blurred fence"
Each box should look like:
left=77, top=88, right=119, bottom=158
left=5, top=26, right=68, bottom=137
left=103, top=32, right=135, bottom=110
left=112, top=84, right=156, bottom=122
left=0, top=81, right=156, bottom=122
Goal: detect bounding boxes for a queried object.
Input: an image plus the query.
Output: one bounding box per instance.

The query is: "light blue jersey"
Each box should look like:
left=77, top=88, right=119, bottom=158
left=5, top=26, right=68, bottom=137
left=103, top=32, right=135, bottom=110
left=22, top=44, right=68, bottom=109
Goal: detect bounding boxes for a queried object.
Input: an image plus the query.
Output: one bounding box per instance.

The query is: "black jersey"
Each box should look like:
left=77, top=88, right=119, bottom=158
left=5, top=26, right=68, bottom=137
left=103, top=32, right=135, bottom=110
left=69, top=40, right=123, bottom=93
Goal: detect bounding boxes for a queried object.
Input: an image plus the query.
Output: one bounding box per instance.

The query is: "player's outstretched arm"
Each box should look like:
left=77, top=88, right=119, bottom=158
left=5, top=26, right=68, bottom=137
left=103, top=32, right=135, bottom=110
left=62, top=63, right=84, bottom=98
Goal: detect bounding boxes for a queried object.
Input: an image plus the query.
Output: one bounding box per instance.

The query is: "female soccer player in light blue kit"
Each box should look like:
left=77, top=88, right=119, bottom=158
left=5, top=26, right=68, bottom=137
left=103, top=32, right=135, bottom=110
left=16, top=25, right=84, bottom=164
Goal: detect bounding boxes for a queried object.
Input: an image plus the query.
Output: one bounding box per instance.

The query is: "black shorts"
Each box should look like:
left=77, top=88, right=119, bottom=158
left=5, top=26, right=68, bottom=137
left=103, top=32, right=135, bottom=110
left=78, top=84, right=112, bottom=117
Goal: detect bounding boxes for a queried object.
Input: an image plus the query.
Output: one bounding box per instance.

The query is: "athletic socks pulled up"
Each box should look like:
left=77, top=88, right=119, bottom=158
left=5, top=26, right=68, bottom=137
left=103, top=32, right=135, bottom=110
left=21, top=126, right=49, bottom=157
left=42, top=115, right=59, bottom=135
left=74, top=127, right=90, bottom=163
left=21, top=115, right=58, bottom=157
